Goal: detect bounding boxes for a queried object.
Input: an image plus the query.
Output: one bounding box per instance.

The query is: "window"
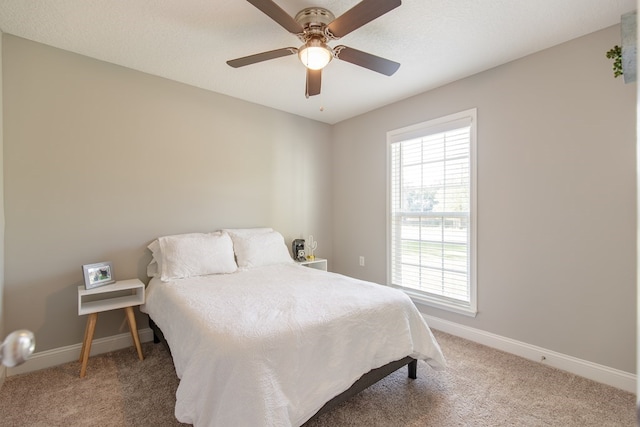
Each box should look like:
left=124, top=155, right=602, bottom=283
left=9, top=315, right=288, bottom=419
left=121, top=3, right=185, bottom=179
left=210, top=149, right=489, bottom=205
left=387, top=109, right=477, bottom=316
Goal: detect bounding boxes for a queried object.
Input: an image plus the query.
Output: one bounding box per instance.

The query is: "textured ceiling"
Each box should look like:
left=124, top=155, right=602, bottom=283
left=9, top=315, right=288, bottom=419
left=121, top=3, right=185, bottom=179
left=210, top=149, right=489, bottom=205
left=0, top=0, right=635, bottom=124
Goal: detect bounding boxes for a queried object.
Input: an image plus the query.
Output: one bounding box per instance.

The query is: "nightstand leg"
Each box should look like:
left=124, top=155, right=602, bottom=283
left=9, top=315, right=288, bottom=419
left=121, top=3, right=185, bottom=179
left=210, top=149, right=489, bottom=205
left=79, top=316, right=90, bottom=363
left=125, top=306, right=144, bottom=361
left=79, top=313, right=97, bottom=378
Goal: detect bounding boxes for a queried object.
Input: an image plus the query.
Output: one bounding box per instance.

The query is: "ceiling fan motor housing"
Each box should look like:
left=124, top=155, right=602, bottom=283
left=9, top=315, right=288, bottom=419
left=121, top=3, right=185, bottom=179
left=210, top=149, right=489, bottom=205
left=295, top=7, right=336, bottom=41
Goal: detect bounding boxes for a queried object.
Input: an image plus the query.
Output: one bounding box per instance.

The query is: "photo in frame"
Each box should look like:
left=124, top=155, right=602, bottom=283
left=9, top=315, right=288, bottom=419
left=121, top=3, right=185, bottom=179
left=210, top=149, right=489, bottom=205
left=82, top=261, right=115, bottom=290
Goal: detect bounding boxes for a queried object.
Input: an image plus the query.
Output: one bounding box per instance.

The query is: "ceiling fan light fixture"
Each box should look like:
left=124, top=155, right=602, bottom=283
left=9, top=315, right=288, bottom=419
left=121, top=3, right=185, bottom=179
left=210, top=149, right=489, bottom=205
left=298, top=39, right=333, bottom=70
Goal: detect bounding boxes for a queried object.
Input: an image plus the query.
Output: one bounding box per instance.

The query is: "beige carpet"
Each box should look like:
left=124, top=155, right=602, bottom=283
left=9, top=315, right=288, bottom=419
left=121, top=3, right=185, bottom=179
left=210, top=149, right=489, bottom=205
left=0, top=330, right=634, bottom=426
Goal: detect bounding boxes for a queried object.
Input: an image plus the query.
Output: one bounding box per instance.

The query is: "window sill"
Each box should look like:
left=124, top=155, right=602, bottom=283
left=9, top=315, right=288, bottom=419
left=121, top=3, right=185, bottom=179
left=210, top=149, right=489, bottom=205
left=402, top=288, right=477, bottom=318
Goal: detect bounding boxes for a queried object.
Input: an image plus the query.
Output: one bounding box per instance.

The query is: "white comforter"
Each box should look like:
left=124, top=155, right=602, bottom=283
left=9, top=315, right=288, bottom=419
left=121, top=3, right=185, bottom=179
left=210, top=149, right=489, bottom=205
left=141, top=263, right=445, bottom=427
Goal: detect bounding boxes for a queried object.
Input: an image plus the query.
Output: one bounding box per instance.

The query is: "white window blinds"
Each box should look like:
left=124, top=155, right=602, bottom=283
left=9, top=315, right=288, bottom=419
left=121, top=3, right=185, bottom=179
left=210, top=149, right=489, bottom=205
left=388, top=109, right=477, bottom=316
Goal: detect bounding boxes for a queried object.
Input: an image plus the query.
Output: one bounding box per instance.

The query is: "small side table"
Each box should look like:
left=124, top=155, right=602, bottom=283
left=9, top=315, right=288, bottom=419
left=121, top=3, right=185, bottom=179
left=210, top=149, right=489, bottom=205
left=77, top=279, right=145, bottom=378
left=297, top=258, right=328, bottom=271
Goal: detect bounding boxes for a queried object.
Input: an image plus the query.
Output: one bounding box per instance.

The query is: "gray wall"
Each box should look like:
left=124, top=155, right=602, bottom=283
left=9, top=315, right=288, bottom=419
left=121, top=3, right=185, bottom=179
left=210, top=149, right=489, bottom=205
left=2, top=34, right=333, bottom=352
left=332, top=25, right=636, bottom=373
left=1, top=24, right=636, bottom=376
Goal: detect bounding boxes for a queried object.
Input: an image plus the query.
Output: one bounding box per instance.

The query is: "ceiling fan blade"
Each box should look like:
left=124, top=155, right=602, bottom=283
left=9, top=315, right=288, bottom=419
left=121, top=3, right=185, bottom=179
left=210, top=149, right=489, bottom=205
left=227, top=47, right=297, bottom=68
left=305, top=69, right=322, bottom=98
left=246, top=0, right=303, bottom=34
left=326, top=0, right=401, bottom=39
left=334, top=45, right=400, bottom=76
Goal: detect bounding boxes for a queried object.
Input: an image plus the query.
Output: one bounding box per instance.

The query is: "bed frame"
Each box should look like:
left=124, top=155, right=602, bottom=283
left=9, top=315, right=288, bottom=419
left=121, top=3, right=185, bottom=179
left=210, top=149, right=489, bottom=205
left=148, top=318, right=418, bottom=423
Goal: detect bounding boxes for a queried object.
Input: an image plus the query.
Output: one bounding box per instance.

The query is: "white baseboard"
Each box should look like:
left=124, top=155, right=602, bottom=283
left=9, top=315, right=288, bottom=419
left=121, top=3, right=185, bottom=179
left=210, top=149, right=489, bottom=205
left=6, top=328, right=154, bottom=377
left=6, top=320, right=636, bottom=394
left=423, top=314, right=636, bottom=393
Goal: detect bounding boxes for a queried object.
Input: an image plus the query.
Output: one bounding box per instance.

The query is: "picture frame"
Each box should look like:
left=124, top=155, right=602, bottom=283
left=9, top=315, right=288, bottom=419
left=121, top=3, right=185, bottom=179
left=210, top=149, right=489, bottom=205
left=82, top=261, right=115, bottom=290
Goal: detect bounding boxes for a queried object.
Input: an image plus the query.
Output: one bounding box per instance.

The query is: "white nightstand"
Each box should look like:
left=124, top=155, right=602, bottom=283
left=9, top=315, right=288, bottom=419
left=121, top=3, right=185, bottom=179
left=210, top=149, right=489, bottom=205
left=77, top=279, right=145, bottom=378
left=297, top=258, right=328, bottom=271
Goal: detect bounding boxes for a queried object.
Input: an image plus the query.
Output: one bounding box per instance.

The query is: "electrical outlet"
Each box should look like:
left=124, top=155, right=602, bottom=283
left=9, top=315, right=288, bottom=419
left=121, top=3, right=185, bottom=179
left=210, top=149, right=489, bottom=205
left=359, top=256, right=365, bottom=266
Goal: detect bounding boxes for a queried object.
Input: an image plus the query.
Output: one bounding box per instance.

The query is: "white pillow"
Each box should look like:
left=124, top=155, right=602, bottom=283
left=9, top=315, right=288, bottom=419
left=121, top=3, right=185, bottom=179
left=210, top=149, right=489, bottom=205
left=147, top=259, right=159, bottom=278
left=223, top=227, right=273, bottom=237
left=147, top=239, right=162, bottom=278
left=157, top=232, right=237, bottom=281
left=231, top=230, right=293, bottom=269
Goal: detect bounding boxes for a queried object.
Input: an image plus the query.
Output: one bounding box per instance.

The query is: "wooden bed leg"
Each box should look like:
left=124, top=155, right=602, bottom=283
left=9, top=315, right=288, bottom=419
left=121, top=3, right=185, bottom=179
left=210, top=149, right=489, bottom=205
left=408, top=359, right=417, bottom=379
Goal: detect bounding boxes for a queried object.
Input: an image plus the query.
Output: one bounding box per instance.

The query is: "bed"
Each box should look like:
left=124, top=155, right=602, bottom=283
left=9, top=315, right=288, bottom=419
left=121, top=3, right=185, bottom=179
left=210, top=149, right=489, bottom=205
left=141, top=229, right=445, bottom=426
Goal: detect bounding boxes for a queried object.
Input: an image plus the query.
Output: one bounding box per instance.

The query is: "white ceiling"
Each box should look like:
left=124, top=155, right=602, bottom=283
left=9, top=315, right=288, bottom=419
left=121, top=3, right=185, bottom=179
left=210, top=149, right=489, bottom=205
left=0, top=0, right=635, bottom=124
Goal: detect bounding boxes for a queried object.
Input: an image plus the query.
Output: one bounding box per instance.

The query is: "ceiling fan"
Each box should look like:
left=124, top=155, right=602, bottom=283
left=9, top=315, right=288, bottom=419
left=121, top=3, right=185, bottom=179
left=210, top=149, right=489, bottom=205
left=227, top=0, right=402, bottom=98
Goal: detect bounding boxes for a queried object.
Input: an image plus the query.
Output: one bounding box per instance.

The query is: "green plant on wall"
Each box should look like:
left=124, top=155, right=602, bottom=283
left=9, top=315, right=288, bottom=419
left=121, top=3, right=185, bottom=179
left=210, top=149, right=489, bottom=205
left=606, top=45, right=623, bottom=78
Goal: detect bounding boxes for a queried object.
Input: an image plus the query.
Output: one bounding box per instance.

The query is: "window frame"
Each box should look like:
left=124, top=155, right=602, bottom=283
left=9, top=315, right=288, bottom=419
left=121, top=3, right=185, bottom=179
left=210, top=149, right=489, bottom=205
left=386, top=108, right=478, bottom=317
